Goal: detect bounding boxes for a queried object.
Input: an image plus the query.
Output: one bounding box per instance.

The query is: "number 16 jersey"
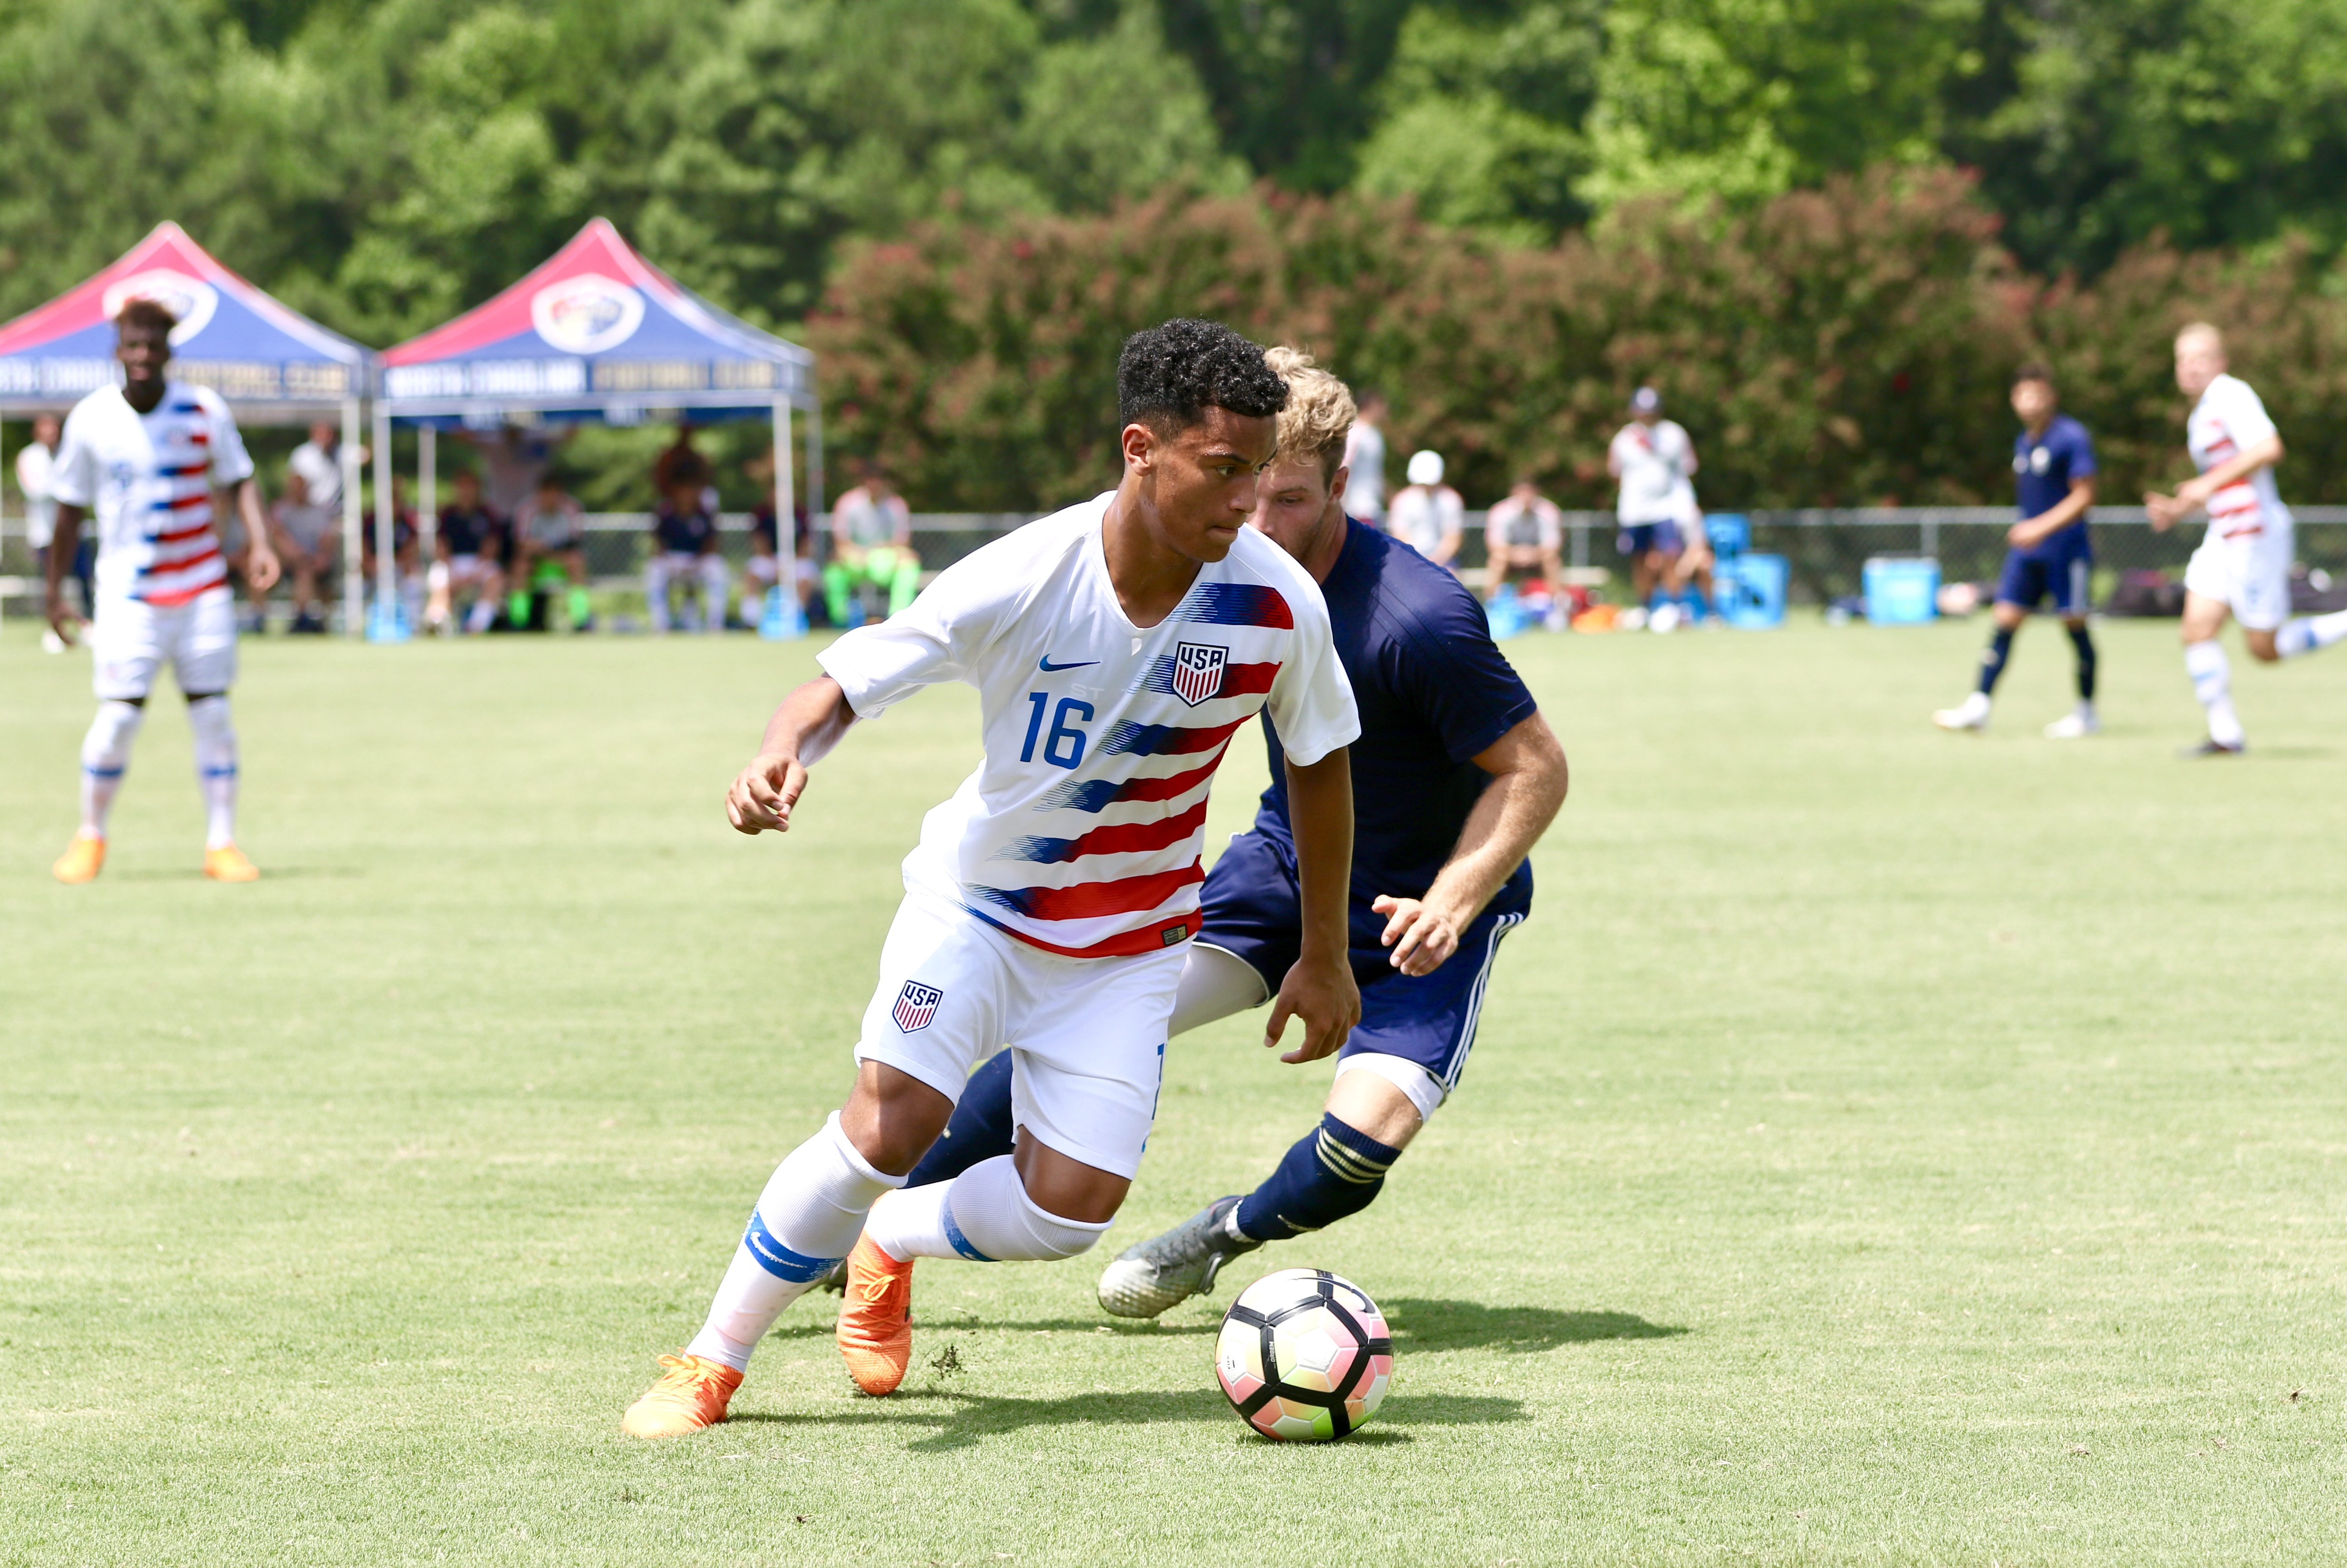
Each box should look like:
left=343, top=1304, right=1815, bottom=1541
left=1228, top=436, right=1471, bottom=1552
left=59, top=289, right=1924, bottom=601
left=818, top=493, right=1359, bottom=959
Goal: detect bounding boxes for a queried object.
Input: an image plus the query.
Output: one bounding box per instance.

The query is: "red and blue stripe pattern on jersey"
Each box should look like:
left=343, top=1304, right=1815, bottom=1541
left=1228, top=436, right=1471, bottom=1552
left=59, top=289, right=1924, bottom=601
left=134, top=403, right=228, bottom=606
left=1172, top=582, right=1294, bottom=628
left=997, top=797, right=1213, bottom=865
left=1136, top=653, right=1280, bottom=704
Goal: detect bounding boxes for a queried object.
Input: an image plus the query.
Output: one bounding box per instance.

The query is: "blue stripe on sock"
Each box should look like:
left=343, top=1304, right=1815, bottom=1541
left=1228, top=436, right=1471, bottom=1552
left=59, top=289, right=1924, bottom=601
left=199, top=766, right=238, bottom=778
left=742, top=1211, right=842, bottom=1282
left=83, top=765, right=126, bottom=778
left=941, top=1200, right=996, bottom=1263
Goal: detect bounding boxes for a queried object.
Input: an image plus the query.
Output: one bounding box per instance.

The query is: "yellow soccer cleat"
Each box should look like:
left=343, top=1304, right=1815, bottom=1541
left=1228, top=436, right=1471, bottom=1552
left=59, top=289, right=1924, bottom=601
left=52, top=835, right=106, bottom=885
left=619, top=1352, right=744, bottom=1439
left=203, top=845, right=261, bottom=882
left=836, top=1232, right=915, bottom=1396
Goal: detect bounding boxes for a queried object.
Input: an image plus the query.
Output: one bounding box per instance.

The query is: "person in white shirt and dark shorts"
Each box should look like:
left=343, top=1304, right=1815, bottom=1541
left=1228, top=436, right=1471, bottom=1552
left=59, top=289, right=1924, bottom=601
left=1608, top=386, right=1698, bottom=622
left=2148, top=324, right=2347, bottom=756
left=44, top=298, right=281, bottom=883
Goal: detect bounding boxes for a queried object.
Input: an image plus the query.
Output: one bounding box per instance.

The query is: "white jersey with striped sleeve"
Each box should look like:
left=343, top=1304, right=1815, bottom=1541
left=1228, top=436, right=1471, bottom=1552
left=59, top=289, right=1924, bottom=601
left=818, top=492, right=1360, bottom=960
left=2187, top=373, right=2291, bottom=540
left=47, top=381, right=256, bottom=608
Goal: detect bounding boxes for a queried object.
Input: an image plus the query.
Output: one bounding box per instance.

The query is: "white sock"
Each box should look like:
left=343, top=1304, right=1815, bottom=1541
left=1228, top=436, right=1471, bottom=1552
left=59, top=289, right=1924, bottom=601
left=464, top=596, right=497, bottom=634
left=865, top=1153, right=1111, bottom=1263
left=2275, top=608, right=2347, bottom=659
left=2184, top=640, right=2244, bottom=747
left=682, top=1112, right=902, bottom=1371
left=78, top=700, right=144, bottom=838
left=187, top=696, right=238, bottom=850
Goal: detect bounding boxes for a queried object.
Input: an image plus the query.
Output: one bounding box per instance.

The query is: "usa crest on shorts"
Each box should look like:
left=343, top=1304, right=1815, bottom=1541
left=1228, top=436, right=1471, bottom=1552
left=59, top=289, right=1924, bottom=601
left=1171, top=642, right=1229, bottom=707
left=892, top=981, right=943, bottom=1033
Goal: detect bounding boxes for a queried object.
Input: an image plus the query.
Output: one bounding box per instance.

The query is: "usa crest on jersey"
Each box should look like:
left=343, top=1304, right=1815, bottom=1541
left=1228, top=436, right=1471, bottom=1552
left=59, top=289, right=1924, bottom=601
left=1171, top=642, right=1229, bottom=707
left=892, top=981, right=943, bottom=1033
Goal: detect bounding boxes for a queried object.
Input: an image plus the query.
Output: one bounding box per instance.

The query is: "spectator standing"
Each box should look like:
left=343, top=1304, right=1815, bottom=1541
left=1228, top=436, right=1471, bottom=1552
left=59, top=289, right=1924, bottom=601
left=1609, top=386, right=1697, bottom=617
left=1385, top=449, right=1464, bottom=568
left=823, top=462, right=919, bottom=625
left=468, top=424, right=566, bottom=517
left=513, top=471, right=593, bottom=631
left=17, top=413, right=76, bottom=650
left=653, top=425, right=720, bottom=513
left=1483, top=478, right=1564, bottom=604
left=431, top=469, right=507, bottom=635
left=1342, top=389, right=1389, bottom=523
left=647, top=469, right=729, bottom=633
left=275, top=419, right=349, bottom=633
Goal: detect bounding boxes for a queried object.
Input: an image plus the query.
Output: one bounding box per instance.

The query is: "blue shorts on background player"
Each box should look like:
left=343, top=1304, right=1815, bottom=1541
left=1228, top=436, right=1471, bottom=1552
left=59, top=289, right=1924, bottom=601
left=872, top=350, right=1571, bottom=1321
left=1935, top=364, right=2103, bottom=740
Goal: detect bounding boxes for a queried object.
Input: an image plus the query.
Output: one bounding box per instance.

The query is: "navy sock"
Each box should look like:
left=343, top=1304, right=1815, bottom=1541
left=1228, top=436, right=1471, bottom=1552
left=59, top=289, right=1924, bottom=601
left=2067, top=623, right=2097, bottom=700
left=1233, top=1113, right=1404, bottom=1242
left=1976, top=626, right=2015, bottom=696
left=904, top=1048, right=1016, bottom=1189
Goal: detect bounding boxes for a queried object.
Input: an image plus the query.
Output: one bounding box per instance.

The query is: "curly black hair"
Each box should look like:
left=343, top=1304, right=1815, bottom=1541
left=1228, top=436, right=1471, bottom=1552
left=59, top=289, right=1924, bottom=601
left=1117, top=318, right=1287, bottom=435
left=114, top=297, right=180, bottom=336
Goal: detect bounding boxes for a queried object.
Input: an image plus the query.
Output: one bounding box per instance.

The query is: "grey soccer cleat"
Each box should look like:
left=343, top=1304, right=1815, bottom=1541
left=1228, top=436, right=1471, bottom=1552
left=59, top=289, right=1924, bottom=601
left=815, top=1256, right=849, bottom=1295
left=1096, top=1195, right=1262, bottom=1319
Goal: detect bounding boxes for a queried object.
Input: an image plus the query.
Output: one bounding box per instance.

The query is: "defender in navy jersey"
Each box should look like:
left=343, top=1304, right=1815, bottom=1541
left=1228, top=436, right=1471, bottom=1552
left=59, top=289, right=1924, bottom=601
left=1935, top=365, right=2102, bottom=738
left=884, top=349, right=1569, bottom=1318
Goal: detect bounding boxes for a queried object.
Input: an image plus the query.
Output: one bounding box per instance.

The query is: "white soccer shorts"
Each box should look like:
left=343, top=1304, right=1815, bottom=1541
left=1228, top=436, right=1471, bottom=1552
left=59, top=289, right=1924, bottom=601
left=854, top=888, right=1183, bottom=1180
left=90, top=586, right=238, bottom=701
left=2184, top=521, right=2293, bottom=632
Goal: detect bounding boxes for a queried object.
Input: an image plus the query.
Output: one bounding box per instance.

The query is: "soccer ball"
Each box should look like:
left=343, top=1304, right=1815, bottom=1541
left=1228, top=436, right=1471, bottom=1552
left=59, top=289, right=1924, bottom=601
left=1214, top=1268, right=1394, bottom=1441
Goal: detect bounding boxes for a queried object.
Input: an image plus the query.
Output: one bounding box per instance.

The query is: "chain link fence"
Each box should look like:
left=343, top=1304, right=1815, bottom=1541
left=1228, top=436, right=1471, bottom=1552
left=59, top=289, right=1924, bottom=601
left=9, top=507, right=2347, bottom=624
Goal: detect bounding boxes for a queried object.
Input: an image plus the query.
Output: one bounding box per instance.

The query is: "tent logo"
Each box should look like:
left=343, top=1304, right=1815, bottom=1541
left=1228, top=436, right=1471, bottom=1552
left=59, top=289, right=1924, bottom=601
left=102, top=270, right=219, bottom=345
left=531, top=274, right=645, bottom=354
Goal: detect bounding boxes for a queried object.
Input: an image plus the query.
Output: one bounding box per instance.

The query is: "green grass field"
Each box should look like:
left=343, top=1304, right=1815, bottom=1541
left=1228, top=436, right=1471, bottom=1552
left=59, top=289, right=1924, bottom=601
left=4, top=615, right=2343, bottom=1566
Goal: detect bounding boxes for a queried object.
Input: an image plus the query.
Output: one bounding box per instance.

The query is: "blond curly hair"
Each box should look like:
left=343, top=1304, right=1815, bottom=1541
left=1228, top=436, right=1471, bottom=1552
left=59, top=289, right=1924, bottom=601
left=1263, top=345, right=1356, bottom=482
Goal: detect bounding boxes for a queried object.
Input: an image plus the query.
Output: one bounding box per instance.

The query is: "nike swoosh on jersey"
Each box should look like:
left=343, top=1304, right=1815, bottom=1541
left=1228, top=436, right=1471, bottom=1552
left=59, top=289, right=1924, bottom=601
left=1038, top=656, right=1099, bottom=671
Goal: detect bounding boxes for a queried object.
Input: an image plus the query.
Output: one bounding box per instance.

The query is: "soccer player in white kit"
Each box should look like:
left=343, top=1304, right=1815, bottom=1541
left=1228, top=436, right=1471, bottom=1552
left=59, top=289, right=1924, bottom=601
left=2147, top=324, right=2347, bottom=755
left=620, top=319, right=1363, bottom=1438
left=45, top=299, right=281, bottom=884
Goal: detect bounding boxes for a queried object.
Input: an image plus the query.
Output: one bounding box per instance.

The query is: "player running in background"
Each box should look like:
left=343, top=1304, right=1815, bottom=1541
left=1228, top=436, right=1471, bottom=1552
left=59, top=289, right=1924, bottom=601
left=875, top=348, right=1569, bottom=1321
left=44, top=299, right=280, bottom=884
left=619, top=319, right=1361, bottom=1437
left=1935, top=364, right=2101, bottom=738
left=823, top=462, right=921, bottom=627
left=2150, top=324, right=2347, bottom=755
left=1610, top=386, right=1697, bottom=622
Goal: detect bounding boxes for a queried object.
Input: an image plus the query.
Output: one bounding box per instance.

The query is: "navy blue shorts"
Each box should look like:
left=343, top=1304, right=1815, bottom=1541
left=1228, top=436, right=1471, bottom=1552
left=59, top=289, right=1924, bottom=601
left=1997, top=546, right=2092, bottom=615
left=1617, top=520, right=1683, bottom=559
left=1195, top=829, right=1527, bottom=1094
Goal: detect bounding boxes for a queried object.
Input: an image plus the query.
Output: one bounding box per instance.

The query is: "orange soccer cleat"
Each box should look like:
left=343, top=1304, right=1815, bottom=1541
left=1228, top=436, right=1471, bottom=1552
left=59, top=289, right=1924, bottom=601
left=52, top=835, right=106, bottom=885
left=836, top=1233, right=915, bottom=1396
left=203, top=845, right=260, bottom=882
left=619, top=1353, right=744, bottom=1439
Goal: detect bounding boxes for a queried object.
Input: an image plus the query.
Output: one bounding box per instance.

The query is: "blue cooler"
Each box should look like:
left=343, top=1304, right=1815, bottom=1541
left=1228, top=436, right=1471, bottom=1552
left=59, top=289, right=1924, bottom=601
left=1716, top=553, right=1788, bottom=628
left=1863, top=557, right=1940, bottom=624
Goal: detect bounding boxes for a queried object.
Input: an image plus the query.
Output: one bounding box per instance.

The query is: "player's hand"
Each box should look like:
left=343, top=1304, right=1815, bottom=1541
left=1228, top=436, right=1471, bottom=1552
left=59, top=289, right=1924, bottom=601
left=2006, top=521, right=2035, bottom=546
left=44, top=593, right=79, bottom=647
left=727, top=751, right=809, bottom=834
left=2143, top=492, right=2180, bottom=532
left=246, top=543, right=283, bottom=592
left=1372, top=894, right=1463, bottom=977
left=1264, top=952, right=1360, bottom=1065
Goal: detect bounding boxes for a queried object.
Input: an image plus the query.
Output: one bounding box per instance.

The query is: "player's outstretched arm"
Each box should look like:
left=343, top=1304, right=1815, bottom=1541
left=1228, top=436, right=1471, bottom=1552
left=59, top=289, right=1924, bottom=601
left=233, top=479, right=281, bottom=591
left=2147, top=435, right=2283, bottom=530
left=43, top=502, right=84, bottom=644
left=726, top=676, right=858, bottom=835
left=1375, top=712, right=1568, bottom=977
left=1265, top=747, right=1361, bottom=1065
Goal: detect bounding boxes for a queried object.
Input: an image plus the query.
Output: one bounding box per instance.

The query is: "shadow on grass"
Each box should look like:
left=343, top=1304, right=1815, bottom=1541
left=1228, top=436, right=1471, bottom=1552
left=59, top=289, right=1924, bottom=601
left=761, top=1317, right=1213, bottom=1339
left=1381, top=1299, right=1686, bottom=1353
left=733, top=1385, right=1524, bottom=1450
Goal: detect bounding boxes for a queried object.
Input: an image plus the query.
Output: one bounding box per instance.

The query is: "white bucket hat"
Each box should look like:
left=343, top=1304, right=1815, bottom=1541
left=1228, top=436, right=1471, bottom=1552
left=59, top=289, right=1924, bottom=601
left=1405, top=449, right=1445, bottom=487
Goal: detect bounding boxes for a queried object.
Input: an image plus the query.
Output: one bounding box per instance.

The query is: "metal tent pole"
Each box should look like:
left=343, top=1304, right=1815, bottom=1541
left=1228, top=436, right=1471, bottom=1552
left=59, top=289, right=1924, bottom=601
left=805, top=396, right=824, bottom=526
left=418, top=425, right=437, bottom=562
left=372, top=401, right=396, bottom=636
left=772, top=398, right=794, bottom=545
left=340, top=398, right=365, bottom=636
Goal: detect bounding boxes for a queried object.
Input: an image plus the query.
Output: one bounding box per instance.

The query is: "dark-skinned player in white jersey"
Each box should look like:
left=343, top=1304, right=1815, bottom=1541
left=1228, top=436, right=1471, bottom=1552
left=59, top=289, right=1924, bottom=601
left=621, top=320, right=1362, bottom=1436
left=858, top=348, right=1570, bottom=1319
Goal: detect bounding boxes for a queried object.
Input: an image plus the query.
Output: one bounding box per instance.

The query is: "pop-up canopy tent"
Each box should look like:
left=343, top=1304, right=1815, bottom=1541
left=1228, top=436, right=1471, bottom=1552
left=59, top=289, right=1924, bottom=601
left=0, top=222, right=375, bottom=625
left=374, top=219, right=821, bottom=630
